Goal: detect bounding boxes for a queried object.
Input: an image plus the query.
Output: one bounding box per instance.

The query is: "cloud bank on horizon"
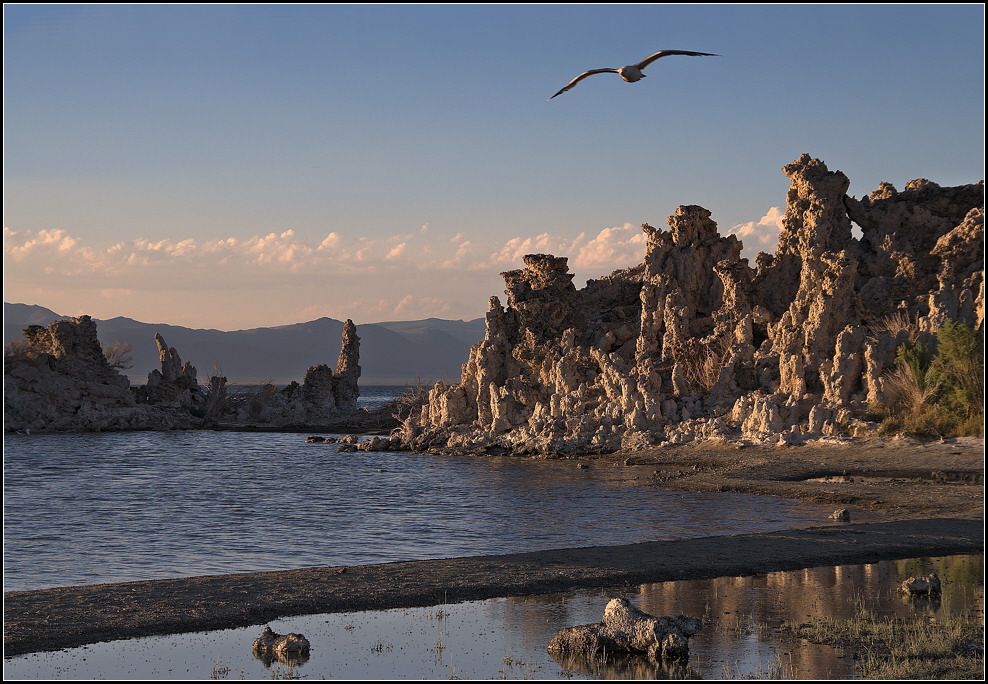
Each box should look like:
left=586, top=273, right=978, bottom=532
left=2, top=212, right=783, bottom=328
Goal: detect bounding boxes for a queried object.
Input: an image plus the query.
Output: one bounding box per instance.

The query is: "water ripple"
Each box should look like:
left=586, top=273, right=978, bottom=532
left=4, top=431, right=842, bottom=591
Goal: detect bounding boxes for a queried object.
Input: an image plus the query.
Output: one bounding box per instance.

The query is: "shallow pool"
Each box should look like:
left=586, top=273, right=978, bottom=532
left=4, top=554, right=981, bottom=680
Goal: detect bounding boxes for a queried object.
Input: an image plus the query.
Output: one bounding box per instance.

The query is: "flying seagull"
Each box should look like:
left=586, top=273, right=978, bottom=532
left=548, top=49, right=719, bottom=100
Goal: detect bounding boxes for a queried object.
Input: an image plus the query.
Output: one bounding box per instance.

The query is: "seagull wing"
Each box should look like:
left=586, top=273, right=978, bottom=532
left=549, top=68, right=619, bottom=99
left=635, top=50, right=719, bottom=70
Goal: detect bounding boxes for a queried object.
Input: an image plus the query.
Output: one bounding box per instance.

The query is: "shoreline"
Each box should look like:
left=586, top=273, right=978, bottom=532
left=4, top=436, right=984, bottom=658
left=4, top=518, right=983, bottom=657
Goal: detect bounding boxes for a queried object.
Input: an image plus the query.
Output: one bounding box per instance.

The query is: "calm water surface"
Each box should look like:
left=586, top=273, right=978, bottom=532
left=5, top=414, right=847, bottom=592
left=3, top=554, right=981, bottom=680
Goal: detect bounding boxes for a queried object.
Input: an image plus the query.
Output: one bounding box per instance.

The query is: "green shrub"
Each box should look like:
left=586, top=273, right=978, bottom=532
left=880, top=319, right=984, bottom=438
left=929, top=319, right=984, bottom=417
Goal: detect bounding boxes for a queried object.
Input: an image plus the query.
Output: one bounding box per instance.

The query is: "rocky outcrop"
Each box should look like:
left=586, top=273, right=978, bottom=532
left=4, top=317, right=363, bottom=432
left=220, top=320, right=361, bottom=427
left=144, top=333, right=201, bottom=403
left=397, top=155, right=983, bottom=454
left=133, top=333, right=213, bottom=414
left=548, top=598, right=702, bottom=662
left=3, top=316, right=182, bottom=432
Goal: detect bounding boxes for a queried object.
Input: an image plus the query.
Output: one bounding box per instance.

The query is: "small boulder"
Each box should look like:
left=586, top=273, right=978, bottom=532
left=900, top=572, right=942, bottom=597
left=548, top=598, right=702, bottom=662
left=252, top=626, right=311, bottom=665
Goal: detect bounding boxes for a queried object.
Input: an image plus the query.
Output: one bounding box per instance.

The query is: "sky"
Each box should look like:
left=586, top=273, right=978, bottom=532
left=3, top=4, right=984, bottom=331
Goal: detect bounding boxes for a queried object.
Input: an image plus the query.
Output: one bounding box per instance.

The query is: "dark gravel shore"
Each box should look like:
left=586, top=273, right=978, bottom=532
left=4, top=436, right=983, bottom=657
left=4, top=518, right=983, bottom=657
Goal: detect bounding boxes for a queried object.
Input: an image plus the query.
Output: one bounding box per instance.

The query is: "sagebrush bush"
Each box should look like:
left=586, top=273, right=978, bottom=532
left=929, top=319, right=984, bottom=417
left=101, top=340, right=133, bottom=370
left=881, top=319, right=985, bottom=438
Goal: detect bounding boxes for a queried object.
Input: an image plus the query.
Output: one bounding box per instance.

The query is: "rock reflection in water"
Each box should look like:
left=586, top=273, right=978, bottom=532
left=2, top=554, right=981, bottom=680
left=550, top=651, right=699, bottom=680
left=250, top=650, right=311, bottom=668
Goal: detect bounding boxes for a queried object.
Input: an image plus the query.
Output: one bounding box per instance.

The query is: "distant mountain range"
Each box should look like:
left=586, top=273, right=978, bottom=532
left=3, top=303, right=485, bottom=386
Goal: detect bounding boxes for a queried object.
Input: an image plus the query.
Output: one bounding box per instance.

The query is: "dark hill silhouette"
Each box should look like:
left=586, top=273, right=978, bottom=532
left=3, top=303, right=484, bottom=385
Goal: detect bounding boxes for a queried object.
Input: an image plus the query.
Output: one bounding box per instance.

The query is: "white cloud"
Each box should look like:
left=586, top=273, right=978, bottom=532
left=393, top=294, right=451, bottom=317
left=438, top=239, right=475, bottom=269
left=569, top=224, right=647, bottom=271
left=2, top=222, right=660, bottom=328
left=488, top=233, right=556, bottom=266
left=726, top=207, right=785, bottom=259
left=385, top=243, right=407, bottom=260
left=482, top=224, right=648, bottom=276
left=318, top=232, right=342, bottom=250
left=4, top=227, right=81, bottom=259
left=4, top=223, right=654, bottom=282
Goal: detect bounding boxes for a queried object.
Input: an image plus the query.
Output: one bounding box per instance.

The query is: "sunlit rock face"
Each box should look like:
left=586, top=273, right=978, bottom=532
left=398, top=155, right=983, bottom=453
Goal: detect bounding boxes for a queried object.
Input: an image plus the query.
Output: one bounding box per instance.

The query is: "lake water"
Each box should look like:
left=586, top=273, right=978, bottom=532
left=4, top=554, right=982, bottom=680
left=3, top=390, right=848, bottom=592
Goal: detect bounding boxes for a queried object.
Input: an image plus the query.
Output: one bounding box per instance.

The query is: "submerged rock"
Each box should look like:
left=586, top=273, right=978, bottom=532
left=900, top=572, right=942, bottom=597
left=548, top=598, right=702, bottom=662
left=251, top=626, right=311, bottom=666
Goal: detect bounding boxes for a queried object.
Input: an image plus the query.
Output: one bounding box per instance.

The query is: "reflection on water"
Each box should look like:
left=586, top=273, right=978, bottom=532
left=3, top=554, right=981, bottom=680
left=4, top=431, right=848, bottom=592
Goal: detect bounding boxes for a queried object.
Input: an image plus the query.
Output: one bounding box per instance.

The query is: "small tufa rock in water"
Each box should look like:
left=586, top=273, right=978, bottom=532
left=548, top=597, right=702, bottom=662
left=829, top=508, right=850, bottom=521
left=252, top=626, right=311, bottom=666
left=900, top=572, right=942, bottom=597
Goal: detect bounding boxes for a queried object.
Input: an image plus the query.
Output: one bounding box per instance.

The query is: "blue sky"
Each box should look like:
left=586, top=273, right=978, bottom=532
left=4, top=4, right=984, bottom=329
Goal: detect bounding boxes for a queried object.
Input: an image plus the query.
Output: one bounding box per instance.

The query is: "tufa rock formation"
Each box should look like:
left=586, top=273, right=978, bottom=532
left=548, top=598, right=702, bottom=662
left=222, top=320, right=361, bottom=427
left=396, top=155, right=983, bottom=454
left=4, top=316, right=182, bottom=431
left=4, top=317, right=362, bottom=432
left=140, top=333, right=203, bottom=405
left=251, top=626, right=311, bottom=666
left=132, top=332, right=215, bottom=417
